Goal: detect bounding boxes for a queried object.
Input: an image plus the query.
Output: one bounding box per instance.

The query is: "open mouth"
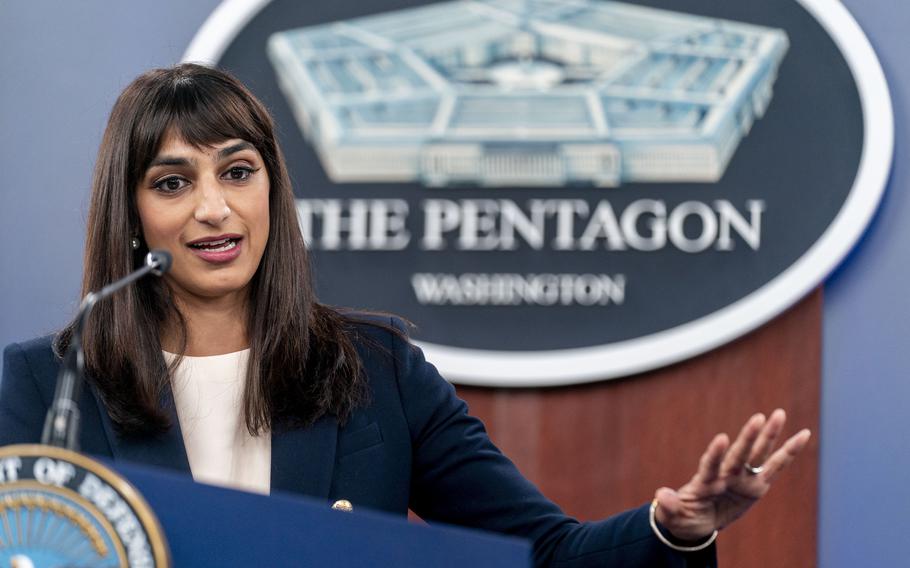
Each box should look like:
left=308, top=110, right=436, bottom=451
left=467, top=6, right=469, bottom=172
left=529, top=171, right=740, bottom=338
left=188, top=236, right=242, bottom=252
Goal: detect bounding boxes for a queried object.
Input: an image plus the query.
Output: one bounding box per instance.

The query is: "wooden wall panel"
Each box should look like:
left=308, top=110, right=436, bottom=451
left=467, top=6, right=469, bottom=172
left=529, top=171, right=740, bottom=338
left=456, top=289, right=821, bottom=568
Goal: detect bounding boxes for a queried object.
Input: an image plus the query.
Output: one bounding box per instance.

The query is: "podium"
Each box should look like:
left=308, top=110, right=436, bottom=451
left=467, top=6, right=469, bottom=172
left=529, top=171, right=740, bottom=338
left=114, top=459, right=531, bottom=567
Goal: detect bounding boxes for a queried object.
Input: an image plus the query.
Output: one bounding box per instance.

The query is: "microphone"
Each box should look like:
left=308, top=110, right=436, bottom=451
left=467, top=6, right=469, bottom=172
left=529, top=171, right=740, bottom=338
left=41, top=249, right=173, bottom=449
left=146, top=249, right=172, bottom=276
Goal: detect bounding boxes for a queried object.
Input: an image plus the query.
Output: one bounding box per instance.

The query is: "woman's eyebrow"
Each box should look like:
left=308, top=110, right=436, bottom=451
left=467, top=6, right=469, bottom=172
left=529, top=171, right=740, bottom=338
left=147, top=155, right=193, bottom=169
left=146, top=142, right=254, bottom=170
left=217, top=141, right=255, bottom=160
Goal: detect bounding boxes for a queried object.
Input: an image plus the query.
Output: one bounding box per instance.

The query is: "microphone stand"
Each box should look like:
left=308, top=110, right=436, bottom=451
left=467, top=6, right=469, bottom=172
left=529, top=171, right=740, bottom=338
left=41, top=250, right=172, bottom=450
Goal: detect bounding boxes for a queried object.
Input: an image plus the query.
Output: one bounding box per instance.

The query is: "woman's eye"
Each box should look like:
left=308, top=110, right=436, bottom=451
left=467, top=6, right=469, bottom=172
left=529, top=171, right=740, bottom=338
left=224, top=166, right=255, bottom=181
left=153, top=176, right=189, bottom=193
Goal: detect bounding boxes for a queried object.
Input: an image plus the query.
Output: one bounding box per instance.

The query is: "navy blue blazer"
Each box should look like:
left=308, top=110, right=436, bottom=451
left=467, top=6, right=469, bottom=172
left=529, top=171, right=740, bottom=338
left=0, top=320, right=716, bottom=567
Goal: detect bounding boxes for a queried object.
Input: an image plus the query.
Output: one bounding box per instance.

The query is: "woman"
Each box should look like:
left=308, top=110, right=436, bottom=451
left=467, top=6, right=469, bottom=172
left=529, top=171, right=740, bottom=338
left=0, top=64, right=810, bottom=566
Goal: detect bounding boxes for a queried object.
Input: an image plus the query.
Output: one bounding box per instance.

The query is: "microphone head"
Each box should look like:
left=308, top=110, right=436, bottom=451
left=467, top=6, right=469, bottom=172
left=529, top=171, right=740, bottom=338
left=145, top=250, right=173, bottom=276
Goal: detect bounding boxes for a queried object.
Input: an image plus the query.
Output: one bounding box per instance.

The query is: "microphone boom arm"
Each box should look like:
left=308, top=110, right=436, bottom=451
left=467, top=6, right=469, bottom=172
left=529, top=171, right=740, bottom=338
left=42, top=251, right=172, bottom=449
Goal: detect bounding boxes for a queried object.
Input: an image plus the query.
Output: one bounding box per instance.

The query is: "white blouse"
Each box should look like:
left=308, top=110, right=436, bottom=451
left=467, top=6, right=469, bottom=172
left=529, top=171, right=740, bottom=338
left=164, top=349, right=271, bottom=495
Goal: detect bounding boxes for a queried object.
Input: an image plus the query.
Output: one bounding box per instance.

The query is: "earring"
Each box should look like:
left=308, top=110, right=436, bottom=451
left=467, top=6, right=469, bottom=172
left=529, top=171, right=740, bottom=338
left=131, top=236, right=141, bottom=250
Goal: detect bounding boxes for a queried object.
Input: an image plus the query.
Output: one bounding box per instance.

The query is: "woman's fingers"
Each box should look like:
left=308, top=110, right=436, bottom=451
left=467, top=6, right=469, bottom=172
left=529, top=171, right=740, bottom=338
left=748, top=408, right=786, bottom=468
left=657, top=414, right=809, bottom=538
left=759, top=429, right=812, bottom=483
left=696, top=433, right=729, bottom=484
left=654, top=487, right=683, bottom=522
left=720, top=413, right=765, bottom=477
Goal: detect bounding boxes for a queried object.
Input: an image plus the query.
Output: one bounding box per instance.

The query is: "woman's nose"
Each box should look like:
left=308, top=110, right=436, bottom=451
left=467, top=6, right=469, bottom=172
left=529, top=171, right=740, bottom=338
left=193, top=177, right=231, bottom=225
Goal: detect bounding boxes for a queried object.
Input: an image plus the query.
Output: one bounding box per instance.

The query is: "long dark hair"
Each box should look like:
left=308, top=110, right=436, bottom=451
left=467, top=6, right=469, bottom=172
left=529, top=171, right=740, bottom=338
left=56, top=64, right=370, bottom=435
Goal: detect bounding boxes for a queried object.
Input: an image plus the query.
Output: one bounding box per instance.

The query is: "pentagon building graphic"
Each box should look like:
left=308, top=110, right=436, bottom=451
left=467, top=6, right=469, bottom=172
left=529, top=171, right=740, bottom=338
left=267, top=0, right=789, bottom=187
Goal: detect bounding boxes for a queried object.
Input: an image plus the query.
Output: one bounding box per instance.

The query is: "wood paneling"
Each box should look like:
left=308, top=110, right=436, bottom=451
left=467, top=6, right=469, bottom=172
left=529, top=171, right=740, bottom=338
left=456, top=289, right=821, bottom=568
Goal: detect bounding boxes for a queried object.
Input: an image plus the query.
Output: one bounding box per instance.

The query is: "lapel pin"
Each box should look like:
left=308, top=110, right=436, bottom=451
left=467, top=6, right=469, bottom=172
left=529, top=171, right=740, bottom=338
left=331, top=499, right=353, bottom=512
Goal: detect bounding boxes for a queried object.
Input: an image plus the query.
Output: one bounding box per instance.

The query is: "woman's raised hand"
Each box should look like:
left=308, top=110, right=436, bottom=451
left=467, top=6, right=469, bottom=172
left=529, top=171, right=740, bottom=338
left=653, top=409, right=812, bottom=542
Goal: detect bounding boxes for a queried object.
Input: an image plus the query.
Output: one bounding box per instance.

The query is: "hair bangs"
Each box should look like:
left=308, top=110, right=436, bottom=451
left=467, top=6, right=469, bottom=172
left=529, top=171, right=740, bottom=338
left=169, top=78, right=266, bottom=150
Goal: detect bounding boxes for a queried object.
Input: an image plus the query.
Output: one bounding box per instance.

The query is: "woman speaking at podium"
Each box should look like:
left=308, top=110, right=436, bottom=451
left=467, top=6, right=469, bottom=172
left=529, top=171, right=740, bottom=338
left=0, top=64, right=809, bottom=567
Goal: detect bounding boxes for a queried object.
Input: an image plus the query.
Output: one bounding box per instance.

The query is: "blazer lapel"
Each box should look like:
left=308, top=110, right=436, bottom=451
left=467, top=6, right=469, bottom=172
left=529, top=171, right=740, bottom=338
left=271, top=414, right=338, bottom=500
left=92, top=383, right=192, bottom=475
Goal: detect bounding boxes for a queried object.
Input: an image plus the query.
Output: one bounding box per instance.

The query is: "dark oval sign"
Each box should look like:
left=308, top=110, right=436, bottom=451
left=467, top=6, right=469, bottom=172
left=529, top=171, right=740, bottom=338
left=185, top=0, right=892, bottom=386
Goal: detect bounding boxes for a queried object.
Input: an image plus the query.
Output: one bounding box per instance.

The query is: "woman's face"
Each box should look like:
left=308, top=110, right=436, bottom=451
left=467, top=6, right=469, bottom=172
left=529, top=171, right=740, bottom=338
left=136, top=132, right=270, bottom=303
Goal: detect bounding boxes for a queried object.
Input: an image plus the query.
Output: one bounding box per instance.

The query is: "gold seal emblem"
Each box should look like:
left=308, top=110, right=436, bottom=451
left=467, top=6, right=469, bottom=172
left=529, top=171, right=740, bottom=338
left=0, top=444, right=170, bottom=567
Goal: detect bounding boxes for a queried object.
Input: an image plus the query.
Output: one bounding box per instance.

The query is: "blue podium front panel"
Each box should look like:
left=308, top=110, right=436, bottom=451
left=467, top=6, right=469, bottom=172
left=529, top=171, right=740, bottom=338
left=115, top=460, right=530, bottom=567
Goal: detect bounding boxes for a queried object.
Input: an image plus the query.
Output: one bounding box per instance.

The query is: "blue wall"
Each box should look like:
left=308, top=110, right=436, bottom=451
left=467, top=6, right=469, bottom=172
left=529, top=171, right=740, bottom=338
left=0, top=1, right=905, bottom=565
left=821, top=1, right=909, bottom=565
left=0, top=0, right=220, bottom=345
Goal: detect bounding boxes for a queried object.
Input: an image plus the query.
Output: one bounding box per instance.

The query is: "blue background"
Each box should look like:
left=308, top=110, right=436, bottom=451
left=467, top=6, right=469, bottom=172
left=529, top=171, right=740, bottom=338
left=0, top=1, right=904, bottom=565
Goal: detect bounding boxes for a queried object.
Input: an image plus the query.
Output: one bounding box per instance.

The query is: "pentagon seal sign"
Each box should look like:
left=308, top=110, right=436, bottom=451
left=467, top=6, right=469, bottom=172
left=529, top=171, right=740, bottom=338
left=185, top=0, right=893, bottom=386
left=0, top=445, right=169, bottom=568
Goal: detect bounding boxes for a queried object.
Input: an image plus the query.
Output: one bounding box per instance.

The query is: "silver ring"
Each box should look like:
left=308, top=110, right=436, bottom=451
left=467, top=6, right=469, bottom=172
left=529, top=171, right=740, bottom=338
left=744, top=463, right=764, bottom=475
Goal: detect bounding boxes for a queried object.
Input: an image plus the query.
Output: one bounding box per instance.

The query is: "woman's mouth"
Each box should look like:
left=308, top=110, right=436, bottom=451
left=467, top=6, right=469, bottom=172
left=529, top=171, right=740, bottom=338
left=187, top=235, right=243, bottom=263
